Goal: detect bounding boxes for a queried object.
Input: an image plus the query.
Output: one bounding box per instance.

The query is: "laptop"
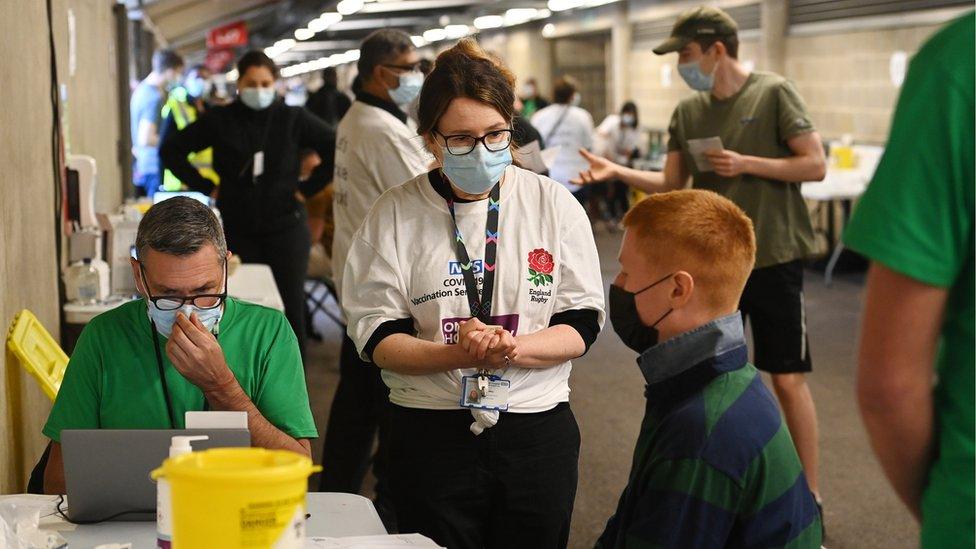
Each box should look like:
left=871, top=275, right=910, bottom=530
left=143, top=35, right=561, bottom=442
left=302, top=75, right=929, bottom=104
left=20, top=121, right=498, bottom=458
left=62, top=429, right=250, bottom=522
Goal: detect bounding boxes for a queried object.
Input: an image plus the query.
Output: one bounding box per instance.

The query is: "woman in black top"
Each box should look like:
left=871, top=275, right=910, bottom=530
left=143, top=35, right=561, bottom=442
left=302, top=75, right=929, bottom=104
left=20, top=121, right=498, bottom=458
left=161, top=51, right=335, bottom=357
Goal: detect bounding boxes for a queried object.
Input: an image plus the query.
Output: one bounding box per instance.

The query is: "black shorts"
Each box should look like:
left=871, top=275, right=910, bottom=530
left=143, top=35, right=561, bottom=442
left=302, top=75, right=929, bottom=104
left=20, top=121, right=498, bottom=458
left=740, top=260, right=812, bottom=374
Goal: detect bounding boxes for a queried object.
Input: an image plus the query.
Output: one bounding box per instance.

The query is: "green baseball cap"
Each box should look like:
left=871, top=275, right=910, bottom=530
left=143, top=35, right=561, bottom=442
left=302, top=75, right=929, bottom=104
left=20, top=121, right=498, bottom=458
left=652, top=6, right=739, bottom=55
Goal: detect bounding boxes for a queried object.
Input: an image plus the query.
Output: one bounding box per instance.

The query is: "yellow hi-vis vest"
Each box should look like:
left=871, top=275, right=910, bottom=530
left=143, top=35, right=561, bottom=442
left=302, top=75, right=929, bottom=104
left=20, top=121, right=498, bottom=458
left=162, top=87, right=220, bottom=191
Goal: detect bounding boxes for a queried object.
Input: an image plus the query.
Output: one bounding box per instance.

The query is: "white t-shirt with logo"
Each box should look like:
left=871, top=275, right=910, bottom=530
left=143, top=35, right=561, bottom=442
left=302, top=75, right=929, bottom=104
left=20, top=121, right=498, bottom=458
left=332, top=100, right=432, bottom=302
left=342, top=165, right=606, bottom=412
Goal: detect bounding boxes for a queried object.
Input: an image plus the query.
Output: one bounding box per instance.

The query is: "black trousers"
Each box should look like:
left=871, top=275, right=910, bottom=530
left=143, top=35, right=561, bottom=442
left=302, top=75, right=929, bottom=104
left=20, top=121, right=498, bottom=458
left=319, top=334, right=393, bottom=519
left=389, top=402, right=581, bottom=549
left=225, top=217, right=311, bottom=357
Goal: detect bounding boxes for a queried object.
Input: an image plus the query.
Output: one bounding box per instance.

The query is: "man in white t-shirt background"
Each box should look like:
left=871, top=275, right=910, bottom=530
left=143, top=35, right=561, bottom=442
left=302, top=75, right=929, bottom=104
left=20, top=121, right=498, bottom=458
left=531, top=76, right=595, bottom=202
left=321, top=28, right=431, bottom=529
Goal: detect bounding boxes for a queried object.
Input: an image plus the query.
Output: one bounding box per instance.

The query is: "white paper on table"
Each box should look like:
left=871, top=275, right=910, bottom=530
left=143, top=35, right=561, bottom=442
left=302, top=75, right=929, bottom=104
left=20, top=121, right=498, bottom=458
left=516, top=140, right=548, bottom=174
left=540, top=147, right=561, bottom=170
left=185, top=411, right=248, bottom=429
left=686, top=137, right=724, bottom=172
left=305, top=534, right=445, bottom=548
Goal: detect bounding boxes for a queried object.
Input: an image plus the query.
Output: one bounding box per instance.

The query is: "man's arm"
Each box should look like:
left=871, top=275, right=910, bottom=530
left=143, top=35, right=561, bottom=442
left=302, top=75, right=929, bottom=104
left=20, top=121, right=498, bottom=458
left=573, top=149, right=688, bottom=193
left=159, top=113, right=219, bottom=195
left=44, top=442, right=65, bottom=495
left=166, top=314, right=310, bottom=457
left=704, top=131, right=826, bottom=183
left=856, top=262, right=944, bottom=520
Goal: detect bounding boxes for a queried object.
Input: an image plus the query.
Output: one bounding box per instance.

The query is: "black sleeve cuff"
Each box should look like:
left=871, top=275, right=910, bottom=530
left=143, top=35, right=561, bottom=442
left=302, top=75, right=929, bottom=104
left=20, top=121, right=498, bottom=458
left=363, top=318, right=414, bottom=361
left=549, top=308, right=601, bottom=355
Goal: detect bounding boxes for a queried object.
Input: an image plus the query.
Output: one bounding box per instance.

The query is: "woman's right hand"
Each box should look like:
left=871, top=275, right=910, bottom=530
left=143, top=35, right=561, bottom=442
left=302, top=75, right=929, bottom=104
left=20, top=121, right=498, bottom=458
left=459, top=319, right=518, bottom=369
left=572, top=148, right=621, bottom=185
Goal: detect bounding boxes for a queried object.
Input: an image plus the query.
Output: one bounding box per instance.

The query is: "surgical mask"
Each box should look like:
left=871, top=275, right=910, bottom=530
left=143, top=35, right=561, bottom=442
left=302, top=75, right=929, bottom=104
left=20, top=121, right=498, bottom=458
left=621, top=114, right=635, bottom=127
left=441, top=145, right=512, bottom=195
left=389, top=71, right=423, bottom=106
left=677, top=59, right=715, bottom=91
left=147, top=303, right=223, bottom=339
left=608, top=273, right=674, bottom=353
left=240, top=87, right=276, bottom=110
left=184, top=77, right=212, bottom=98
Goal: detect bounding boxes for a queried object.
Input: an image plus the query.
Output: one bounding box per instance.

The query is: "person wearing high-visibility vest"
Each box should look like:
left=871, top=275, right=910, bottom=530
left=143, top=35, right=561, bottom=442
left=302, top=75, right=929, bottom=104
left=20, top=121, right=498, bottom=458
left=160, top=65, right=219, bottom=191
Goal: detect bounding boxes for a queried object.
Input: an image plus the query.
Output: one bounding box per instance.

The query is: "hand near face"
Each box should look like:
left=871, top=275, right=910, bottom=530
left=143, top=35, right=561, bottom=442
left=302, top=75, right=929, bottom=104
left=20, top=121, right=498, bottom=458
left=704, top=149, right=747, bottom=178
left=166, top=312, right=236, bottom=393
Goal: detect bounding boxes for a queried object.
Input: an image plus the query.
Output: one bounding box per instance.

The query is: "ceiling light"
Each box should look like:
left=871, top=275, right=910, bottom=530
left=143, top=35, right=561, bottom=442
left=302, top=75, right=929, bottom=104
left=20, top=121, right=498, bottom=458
left=345, top=49, right=361, bottom=61
left=423, top=28, right=447, bottom=42
left=274, top=38, right=296, bottom=50
left=309, top=12, right=343, bottom=32
left=547, top=0, right=584, bottom=12
left=444, top=24, right=470, bottom=39
left=411, top=35, right=427, bottom=47
left=473, top=15, right=504, bottom=30
left=536, top=9, right=552, bottom=18
left=337, top=0, right=365, bottom=15
left=542, top=23, right=556, bottom=37
left=295, top=28, right=315, bottom=40
left=503, top=8, right=536, bottom=25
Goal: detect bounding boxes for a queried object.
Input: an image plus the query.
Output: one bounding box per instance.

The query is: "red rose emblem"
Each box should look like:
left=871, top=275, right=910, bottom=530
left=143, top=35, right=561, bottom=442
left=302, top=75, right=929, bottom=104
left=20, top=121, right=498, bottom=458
left=528, top=248, right=555, bottom=275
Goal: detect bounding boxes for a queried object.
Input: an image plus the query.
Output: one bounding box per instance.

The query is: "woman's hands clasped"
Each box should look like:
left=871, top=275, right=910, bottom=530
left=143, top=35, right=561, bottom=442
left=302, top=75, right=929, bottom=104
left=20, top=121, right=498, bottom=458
left=458, top=317, right=519, bottom=369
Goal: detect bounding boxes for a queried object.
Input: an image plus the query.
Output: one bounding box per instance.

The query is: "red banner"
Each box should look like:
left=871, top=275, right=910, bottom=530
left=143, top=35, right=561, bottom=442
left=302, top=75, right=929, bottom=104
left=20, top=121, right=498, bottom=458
left=207, top=21, right=248, bottom=49
left=204, top=48, right=236, bottom=73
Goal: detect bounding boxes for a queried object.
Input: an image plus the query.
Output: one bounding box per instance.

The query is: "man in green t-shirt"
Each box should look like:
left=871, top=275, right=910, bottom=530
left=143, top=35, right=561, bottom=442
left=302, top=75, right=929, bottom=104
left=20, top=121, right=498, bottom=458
left=42, top=197, right=317, bottom=494
left=574, top=5, right=827, bottom=506
left=844, top=13, right=974, bottom=549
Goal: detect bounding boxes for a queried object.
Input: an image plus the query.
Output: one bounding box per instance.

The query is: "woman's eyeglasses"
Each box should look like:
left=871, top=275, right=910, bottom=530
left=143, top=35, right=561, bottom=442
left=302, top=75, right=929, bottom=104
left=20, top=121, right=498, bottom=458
left=436, top=129, right=514, bottom=156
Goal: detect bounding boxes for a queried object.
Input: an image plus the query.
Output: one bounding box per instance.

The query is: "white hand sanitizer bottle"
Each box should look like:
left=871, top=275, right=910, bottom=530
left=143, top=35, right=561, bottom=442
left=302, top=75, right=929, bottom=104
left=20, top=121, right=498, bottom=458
left=157, top=435, right=209, bottom=549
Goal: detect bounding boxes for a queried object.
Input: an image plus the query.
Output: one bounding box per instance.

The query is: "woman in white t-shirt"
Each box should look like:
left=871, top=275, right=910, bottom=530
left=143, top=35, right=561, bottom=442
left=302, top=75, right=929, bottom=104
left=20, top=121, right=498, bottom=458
left=531, top=76, right=595, bottom=199
left=594, top=101, right=643, bottom=226
left=342, top=39, right=605, bottom=548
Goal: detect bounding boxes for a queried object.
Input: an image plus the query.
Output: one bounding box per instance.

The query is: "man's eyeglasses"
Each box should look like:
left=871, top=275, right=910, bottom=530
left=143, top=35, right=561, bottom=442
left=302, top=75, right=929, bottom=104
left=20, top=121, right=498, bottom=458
left=436, top=129, right=514, bottom=156
left=382, top=62, right=422, bottom=73
left=139, top=261, right=228, bottom=311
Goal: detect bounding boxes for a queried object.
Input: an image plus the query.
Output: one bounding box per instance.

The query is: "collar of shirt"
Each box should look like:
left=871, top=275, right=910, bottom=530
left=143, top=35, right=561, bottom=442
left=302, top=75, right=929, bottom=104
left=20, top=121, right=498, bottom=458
left=355, top=90, right=407, bottom=124
left=638, top=312, right=748, bottom=406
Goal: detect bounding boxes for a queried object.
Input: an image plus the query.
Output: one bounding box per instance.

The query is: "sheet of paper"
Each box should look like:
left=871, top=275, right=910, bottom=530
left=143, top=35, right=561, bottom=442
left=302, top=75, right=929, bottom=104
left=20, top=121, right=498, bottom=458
left=686, top=136, right=724, bottom=172
left=516, top=140, right=548, bottom=174
left=305, top=534, right=445, bottom=548
left=185, top=411, right=248, bottom=429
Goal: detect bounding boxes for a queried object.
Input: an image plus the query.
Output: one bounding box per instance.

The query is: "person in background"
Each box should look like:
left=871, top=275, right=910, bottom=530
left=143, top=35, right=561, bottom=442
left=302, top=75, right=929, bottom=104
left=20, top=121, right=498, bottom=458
left=342, top=38, right=604, bottom=548
left=160, top=50, right=336, bottom=358
left=594, top=101, right=642, bottom=229
left=519, top=76, right=549, bottom=118
left=306, top=66, right=352, bottom=126
left=512, top=96, right=548, bottom=175
left=531, top=76, right=594, bottom=204
left=322, top=29, right=430, bottom=528
left=159, top=64, right=219, bottom=192
left=598, top=190, right=821, bottom=548
left=574, top=6, right=827, bottom=514
left=131, top=49, right=184, bottom=199
left=843, top=12, right=974, bottom=549
left=41, top=197, right=317, bottom=494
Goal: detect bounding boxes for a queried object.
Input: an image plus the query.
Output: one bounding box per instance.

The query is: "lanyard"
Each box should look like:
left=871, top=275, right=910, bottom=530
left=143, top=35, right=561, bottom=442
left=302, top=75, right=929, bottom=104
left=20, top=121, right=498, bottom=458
left=445, top=181, right=501, bottom=322
left=150, top=319, right=210, bottom=429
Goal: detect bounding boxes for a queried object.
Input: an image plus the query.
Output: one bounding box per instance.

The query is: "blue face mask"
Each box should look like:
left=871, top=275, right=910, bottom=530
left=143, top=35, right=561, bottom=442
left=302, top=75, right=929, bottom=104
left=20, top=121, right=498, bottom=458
left=147, top=303, right=223, bottom=339
left=184, top=77, right=210, bottom=98
left=240, top=87, right=276, bottom=110
left=441, top=145, right=512, bottom=195
left=677, top=59, right=715, bottom=91
left=389, top=71, right=423, bottom=107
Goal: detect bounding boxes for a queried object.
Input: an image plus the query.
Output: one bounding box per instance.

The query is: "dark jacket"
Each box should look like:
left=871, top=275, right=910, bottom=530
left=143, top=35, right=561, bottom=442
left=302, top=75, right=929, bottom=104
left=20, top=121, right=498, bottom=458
left=306, top=86, right=352, bottom=126
left=160, top=98, right=335, bottom=237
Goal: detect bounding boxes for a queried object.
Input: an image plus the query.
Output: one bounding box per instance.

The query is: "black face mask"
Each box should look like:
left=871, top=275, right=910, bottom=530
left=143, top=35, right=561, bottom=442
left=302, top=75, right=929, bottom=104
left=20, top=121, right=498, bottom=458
left=608, top=273, right=674, bottom=354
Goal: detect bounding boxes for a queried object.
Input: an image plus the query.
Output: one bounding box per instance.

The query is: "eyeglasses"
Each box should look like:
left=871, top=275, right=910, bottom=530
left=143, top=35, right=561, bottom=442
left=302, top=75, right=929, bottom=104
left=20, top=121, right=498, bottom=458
left=436, top=129, right=514, bottom=156
left=139, top=261, right=228, bottom=311
left=382, top=62, right=422, bottom=73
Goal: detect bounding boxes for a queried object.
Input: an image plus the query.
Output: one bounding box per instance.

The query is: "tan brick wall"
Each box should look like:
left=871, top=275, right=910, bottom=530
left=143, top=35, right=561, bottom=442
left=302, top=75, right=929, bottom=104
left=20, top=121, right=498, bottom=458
left=784, top=24, right=942, bottom=143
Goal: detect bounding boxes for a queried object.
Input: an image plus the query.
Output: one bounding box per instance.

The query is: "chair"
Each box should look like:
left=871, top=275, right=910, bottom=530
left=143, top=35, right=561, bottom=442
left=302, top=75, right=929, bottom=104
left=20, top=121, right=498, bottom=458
left=6, top=309, right=69, bottom=401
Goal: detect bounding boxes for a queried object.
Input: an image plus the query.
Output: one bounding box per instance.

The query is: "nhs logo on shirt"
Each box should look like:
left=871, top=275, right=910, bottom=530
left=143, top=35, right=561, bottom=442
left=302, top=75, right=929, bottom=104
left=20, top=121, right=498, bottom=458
left=448, top=260, right=483, bottom=276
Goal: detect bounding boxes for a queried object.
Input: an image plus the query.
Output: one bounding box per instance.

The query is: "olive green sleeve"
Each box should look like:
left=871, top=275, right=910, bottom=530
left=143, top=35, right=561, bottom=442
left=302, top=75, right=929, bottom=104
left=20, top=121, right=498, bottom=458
left=776, top=80, right=816, bottom=142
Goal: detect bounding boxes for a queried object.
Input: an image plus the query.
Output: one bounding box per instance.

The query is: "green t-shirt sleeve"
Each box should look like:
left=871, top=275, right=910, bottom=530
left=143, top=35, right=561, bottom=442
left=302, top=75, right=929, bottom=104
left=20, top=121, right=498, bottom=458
left=666, top=107, right=683, bottom=152
left=42, top=322, right=103, bottom=442
left=843, top=46, right=975, bottom=287
left=251, top=313, right=319, bottom=439
left=776, top=80, right=816, bottom=141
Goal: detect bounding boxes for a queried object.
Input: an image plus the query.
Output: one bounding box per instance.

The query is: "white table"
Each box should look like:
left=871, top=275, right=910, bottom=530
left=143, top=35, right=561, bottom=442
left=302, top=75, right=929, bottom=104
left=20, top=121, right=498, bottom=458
left=43, top=493, right=385, bottom=547
left=63, top=263, right=284, bottom=324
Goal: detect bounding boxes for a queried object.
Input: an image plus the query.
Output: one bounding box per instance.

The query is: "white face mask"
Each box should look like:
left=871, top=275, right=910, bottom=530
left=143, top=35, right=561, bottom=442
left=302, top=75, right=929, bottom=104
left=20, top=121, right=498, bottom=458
left=621, top=114, right=635, bottom=127
left=240, top=86, right=276, bottom=110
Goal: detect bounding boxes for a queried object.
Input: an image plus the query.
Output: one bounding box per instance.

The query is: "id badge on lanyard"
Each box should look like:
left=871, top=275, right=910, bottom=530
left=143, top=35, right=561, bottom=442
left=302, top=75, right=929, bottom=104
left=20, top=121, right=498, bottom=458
left=445, top=180, right=509, bottom=410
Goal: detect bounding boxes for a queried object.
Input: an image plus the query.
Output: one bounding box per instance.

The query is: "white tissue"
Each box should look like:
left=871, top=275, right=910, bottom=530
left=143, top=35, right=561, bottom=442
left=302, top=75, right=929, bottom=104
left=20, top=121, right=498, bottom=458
left=0, top=495, right=67, bottom=549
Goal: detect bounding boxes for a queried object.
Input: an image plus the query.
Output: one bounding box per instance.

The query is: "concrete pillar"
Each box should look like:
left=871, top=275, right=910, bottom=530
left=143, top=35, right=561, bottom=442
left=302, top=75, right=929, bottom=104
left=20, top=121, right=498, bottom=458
left=610, top=2, right=632, bottom=111
left=760, top=0, right=788, bottom=74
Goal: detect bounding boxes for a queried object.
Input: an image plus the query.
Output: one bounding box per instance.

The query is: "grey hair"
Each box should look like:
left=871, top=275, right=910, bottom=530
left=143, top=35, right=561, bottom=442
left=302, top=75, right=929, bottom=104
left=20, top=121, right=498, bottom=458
left=135, top=197, right=227, bottom=262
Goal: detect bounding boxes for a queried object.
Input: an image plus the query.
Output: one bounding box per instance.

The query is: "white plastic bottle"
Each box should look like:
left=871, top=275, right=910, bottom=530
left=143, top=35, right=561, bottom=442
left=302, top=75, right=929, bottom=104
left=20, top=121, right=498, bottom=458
left=157, top=435, right=209, bottom=549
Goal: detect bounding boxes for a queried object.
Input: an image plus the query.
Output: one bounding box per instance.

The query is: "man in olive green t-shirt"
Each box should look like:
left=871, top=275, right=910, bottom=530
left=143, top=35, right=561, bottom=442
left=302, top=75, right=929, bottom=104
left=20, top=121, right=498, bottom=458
left=42, top=197, right=317, bottom=494
left=844, top=13, right=974, bottom=549
left=575, top=6, right=827, bottom=506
